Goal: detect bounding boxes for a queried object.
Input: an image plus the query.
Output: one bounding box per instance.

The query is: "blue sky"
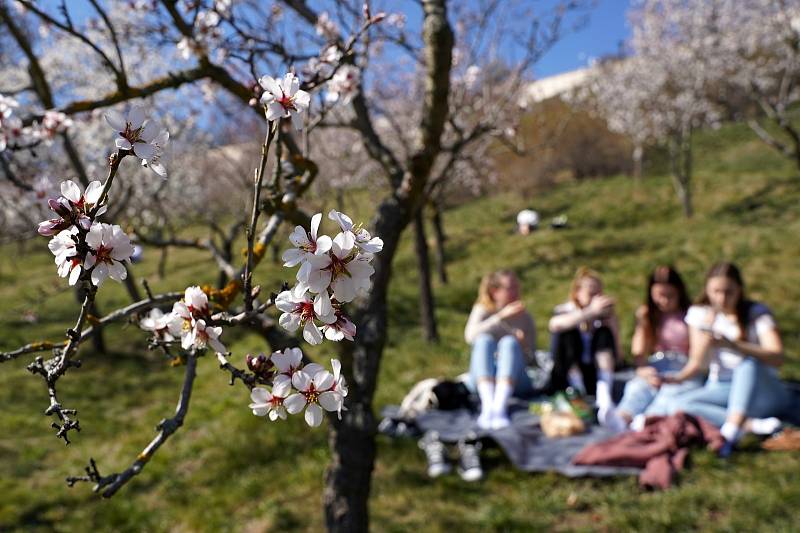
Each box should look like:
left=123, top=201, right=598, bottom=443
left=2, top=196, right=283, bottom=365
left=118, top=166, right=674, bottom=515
left=534, top=0, right=631, bottom=78
left=64, top=0, right=632, bottom=80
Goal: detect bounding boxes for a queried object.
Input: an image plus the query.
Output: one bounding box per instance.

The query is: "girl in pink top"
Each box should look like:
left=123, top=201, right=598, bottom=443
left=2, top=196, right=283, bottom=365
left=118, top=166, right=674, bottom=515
left=601, top=266, right=700, bottom=431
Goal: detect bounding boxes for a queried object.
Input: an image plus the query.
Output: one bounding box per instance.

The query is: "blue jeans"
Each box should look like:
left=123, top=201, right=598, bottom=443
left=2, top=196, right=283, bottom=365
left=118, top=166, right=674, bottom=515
left=668, top=358, right=790, bottom=427
left=617, top=353, right=703, bottom=417
left=617, top=377, right=703, bottom=418
left=469, top=333, right=534, bottom=397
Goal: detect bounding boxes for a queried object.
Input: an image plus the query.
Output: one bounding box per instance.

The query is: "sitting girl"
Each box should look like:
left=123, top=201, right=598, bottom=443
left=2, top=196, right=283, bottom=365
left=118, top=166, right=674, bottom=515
left=661, top=262, right=790, bottom=456
left=546, top=267, right=621, bottom=419
left=465, top=270, right=537, bottom=430
left=601, top=265, right=703, bottom=431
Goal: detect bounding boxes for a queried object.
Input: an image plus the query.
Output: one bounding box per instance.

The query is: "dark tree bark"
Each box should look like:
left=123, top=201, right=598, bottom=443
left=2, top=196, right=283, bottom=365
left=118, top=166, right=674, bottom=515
left=430, top=201, right=448, bottom=284
left=323, top=1, right=453, bottom=531
left=669, top=127, right=693, bottom=218
left=413, top=207, right=438, bottom=342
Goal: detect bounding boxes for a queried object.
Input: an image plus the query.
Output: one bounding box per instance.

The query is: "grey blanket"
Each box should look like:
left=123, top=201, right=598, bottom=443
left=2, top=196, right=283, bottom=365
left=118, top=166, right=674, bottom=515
left=382, top=379, right=800, bottom=478
left=382, top=401, right=641, bottom=478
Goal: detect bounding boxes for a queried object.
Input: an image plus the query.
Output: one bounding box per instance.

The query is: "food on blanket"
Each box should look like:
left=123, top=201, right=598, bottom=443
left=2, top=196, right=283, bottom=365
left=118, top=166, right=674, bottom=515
left=540, top=408, right=585, bottom=438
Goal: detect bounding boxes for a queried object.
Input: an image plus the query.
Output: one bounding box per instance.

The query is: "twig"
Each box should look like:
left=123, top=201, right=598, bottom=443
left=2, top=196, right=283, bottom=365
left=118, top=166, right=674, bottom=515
left=243, top=119, right=278, bottom=312
left=1, top=341, right=63, bottom=363
left=66, top=353, right=198, bottom=497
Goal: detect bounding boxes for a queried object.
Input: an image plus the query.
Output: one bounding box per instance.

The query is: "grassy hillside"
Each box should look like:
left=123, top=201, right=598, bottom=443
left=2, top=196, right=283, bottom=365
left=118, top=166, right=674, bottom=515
left=1, top=121, right=799, bottom=532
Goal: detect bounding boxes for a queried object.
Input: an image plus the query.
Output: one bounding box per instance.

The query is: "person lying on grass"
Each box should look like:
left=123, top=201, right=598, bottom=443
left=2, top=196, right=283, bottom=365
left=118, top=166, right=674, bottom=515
left=600, top=265, right=704, bottom=431
left=545, top=267, right=622, bottom=422
left=464, top=270, right=537, bottom=430
left=658, top=262, right=790, bottom=457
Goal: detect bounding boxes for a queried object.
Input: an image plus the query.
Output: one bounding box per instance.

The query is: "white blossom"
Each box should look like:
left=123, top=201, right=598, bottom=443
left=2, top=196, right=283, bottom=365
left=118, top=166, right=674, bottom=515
left=249, top=377, right=292, bottom=421
left=48, top=227, right=82, bottom=285
left=275, top=289, right=336, bottom=344
left=38, top=179, right=105, bottom=236
left=104, top=105, right=169, bottom=166
left=258, top=73, right=311, bottom=130
left=139, top=308, right=177, bottom=342
left=182, top=319, right=226, bottom=353
left=328, top=209, right=383, bottom=253
left=281, top=212, right=332, bottom=267
left=326, top=65, right=360, bottom=105
left=271, top=347, right=304, bottom=377
left=84, top=223, right=134, bottom=286
left=284, top=367, right=338, bottom=427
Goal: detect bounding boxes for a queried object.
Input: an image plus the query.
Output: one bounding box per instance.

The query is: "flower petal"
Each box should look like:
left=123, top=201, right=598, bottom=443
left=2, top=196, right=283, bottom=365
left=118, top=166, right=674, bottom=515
left=305, top=403, right=323, bottom=427
left=105, top=110, right=127, bottom=131
left=133, top=141, right=156, bottom=160
left=284, top=393, right=306, bottom=415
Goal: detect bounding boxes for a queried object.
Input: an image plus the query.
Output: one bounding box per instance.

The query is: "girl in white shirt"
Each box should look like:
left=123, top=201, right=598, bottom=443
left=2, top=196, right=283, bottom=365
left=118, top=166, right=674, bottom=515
left=659, top=262, right=790, bottom=456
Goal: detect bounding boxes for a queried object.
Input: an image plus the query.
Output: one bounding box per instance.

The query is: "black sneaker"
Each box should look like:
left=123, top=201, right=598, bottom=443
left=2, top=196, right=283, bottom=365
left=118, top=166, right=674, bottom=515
left=419, top=431, right=451, bottom=478
left=457, top=438, right=483, bottom=482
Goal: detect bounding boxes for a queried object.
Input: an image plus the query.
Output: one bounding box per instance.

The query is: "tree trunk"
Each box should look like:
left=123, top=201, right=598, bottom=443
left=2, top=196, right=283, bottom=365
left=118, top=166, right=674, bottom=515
left=632, top=143, right=643, bottom=181
left=413, top=208, right=438, bottom=342
left=669, top=129, right=693, bottom=218
left=122, top=266, right=142, bottom=303
left=336, top=188, right=345, bottom=213
left=324, top=199, right=405, bottom=533
left=323, top=0, right=453, bottom=529
left=430, top=202, right=448, bottom=284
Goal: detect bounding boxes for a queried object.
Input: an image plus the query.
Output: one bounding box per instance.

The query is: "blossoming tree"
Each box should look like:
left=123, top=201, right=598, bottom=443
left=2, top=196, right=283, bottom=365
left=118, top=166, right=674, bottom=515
left=0, top=1, right=584, bottom=531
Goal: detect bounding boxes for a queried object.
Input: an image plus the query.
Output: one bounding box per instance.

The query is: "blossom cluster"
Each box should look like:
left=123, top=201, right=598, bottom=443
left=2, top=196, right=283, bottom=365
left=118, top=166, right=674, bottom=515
left=140, top=286, right=227, bottom=354
left=41, top=180, right=134, bottom=286
left=247, top=348, right=347, bottom=426
left=325, top=65, right=361, bottom=105
left=277, top=210, right=382, bottom=345
left=0, top=93, right=73, bottom=152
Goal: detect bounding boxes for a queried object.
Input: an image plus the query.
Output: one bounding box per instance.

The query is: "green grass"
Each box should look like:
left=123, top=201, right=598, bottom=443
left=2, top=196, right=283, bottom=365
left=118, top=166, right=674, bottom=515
left=2, top=121, right=800, bottom=532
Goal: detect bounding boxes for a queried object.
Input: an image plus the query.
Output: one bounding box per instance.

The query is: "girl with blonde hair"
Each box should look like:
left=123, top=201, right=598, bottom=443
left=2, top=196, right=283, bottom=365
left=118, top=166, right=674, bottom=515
left=465, top=270, right=537, bottom=430
left=546, top=267, right=621, bottom=419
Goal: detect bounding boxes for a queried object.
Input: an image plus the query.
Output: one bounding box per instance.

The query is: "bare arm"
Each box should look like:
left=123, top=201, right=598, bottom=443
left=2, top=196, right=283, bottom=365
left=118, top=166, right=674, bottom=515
left=714, top=327, right=784, bottom=367
left=663, top=326, right=710, bottom=384
left=548, top=305, right=591, bottom=333
left=630, top=306, right=651, bottom=367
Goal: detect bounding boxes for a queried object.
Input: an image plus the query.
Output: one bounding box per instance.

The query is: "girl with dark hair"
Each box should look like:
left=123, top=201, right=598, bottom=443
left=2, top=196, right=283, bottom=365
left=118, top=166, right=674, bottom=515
left=661, top=262, right=790, bottom=456
left=601, top=266, right=702, bottom=431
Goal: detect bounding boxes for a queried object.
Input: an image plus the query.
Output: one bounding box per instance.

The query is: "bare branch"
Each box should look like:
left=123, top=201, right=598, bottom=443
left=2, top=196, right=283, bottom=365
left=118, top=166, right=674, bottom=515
left=67, top=352, right=198, bottom=497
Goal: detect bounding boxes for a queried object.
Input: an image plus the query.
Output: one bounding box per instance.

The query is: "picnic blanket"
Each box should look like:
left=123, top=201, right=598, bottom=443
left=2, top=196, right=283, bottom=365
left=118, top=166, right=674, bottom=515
left=381, top=401, right=641, bottom=478
left=380, top=378, right=800, bottom=479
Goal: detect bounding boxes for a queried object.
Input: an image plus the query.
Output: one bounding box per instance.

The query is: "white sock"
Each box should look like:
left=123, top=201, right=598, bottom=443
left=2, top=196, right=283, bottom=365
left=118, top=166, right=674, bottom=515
left=595, top=373, right=613, bottom=409
left=476, top=380, right=495, bottom=428
left=749, top=417, right=782, bottom=435
left=492, top=381, right=513, bottom=416
left=567, top=366, right=586, bottom=395
left=720, top=421, right=744, bottom=443
left=631, top=414, right=647, bottom=432
left=598, top=405, right=627, bottom=433
left=490, top=381, right=513, bottom=429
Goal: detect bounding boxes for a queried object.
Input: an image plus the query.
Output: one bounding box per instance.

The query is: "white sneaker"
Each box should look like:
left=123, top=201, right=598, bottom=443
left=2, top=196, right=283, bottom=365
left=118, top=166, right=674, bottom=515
left=419, top=431, right=451, bottom=478
left=457, top=439, right=483, bottom=482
